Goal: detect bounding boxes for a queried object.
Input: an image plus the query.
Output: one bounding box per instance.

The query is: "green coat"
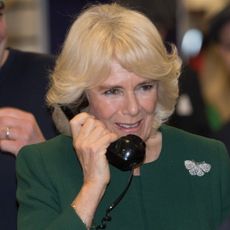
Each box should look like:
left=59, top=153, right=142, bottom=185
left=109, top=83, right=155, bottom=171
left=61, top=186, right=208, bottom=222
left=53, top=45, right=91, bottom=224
left=16, top=125, right=230, bottom=230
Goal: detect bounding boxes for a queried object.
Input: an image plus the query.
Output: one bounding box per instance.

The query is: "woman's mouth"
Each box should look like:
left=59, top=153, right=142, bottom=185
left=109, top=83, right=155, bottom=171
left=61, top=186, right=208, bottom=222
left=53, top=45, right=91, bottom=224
left=115, top=120, right=142, bottom=133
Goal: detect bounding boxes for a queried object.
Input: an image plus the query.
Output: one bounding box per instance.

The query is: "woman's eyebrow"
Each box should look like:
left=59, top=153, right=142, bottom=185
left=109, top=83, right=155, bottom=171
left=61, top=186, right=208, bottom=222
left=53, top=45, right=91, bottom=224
left=97, top=84, right=122, bottom=90
left=137, top=80, right=156, bottom=86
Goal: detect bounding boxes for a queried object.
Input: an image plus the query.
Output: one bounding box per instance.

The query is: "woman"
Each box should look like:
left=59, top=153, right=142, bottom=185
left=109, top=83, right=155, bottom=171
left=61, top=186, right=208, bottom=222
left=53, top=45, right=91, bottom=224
left=16, top=3, right=230, bottom=230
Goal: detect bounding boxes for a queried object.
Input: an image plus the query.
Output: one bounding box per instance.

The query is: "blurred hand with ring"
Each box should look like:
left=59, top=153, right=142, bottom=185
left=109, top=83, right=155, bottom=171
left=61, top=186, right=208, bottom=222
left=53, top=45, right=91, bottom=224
left=0, top=107, right=45, bottom=156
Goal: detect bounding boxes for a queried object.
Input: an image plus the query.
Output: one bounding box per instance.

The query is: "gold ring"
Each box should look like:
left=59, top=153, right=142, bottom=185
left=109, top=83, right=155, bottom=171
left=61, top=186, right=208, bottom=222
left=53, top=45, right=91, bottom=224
left=5, top=127, right=10, bottom=140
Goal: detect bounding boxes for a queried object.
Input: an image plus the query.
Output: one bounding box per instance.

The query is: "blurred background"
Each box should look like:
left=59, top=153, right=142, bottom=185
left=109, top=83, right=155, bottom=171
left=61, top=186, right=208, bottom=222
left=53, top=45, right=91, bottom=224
left=4, top=0, right=230, bottom=151
left=5, top=0, right=229, bottom=55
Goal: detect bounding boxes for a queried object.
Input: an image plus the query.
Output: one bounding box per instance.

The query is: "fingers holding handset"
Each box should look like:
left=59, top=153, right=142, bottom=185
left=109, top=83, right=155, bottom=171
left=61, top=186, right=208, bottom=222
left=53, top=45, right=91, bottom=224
left=70, top=112, right=118, bottom=185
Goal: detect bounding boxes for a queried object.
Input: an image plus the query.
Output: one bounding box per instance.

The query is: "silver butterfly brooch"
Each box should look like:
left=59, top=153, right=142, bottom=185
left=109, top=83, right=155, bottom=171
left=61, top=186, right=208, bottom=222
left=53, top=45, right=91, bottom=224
left=184, top=160, right=211, bottom=176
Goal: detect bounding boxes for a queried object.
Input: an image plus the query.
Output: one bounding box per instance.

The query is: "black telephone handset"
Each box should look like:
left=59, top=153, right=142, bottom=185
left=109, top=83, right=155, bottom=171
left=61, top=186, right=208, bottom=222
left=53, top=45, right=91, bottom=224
left=106, top=134, right=146, bottom=171
left=60, top=105, right=146, bottom=171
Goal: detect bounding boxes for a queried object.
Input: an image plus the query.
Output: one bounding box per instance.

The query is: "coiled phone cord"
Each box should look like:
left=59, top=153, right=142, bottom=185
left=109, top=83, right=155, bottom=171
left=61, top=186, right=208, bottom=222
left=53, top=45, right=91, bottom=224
left=92, top=170, right=134, bottom=229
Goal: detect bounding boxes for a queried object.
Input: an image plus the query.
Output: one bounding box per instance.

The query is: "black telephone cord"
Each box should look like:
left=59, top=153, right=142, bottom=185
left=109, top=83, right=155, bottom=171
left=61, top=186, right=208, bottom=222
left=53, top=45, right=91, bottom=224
left=91, top=170, right=134, bottom=229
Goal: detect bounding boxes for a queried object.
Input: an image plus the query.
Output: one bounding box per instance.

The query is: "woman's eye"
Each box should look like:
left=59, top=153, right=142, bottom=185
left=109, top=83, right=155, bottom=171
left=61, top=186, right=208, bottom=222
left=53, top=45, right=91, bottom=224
left=103, top=88, right=121, bottom=95
left=140, top=83, right=156, bottom=91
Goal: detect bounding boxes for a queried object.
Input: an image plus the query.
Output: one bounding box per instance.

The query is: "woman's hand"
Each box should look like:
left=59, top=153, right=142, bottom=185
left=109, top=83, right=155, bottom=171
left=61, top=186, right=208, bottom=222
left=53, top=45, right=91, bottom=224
left=70, top=112, right=118, bottom=186
left=0, top=107, right=45, bottom=156
left=70, top=112, right=118, bottom=228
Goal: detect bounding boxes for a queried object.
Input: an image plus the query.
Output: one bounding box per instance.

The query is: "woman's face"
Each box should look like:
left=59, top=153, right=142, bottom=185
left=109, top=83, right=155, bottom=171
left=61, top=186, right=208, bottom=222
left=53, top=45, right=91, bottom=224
left=87, top=61, right=158, bottom=141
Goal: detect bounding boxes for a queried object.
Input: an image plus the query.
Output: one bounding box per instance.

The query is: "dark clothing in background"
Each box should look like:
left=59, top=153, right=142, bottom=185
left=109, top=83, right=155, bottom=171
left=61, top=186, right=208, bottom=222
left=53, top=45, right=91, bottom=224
left=0, top=48, right=58, bottom=230
left=215, top=122, right=230, bottom=154
left=168, top=65, right=212, bottom=137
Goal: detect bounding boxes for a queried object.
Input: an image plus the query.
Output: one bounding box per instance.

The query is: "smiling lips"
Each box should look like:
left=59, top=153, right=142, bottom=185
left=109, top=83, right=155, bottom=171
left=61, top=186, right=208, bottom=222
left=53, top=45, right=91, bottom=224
left=115, top=120, right=142, bottom=132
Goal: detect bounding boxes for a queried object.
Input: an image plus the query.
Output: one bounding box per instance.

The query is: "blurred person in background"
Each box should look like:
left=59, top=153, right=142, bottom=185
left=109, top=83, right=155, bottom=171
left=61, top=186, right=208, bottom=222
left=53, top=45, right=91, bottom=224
left=0, top=1, right=58, bottom=229
left=199, top=4, right=230, bottom=153
left=169, top=4, right=230, bottom=154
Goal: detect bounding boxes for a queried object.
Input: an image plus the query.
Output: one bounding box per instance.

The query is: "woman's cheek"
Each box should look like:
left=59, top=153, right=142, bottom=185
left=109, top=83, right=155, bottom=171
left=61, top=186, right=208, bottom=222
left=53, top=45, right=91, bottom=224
left=89, top=99, right=119, bottom=119
left=141, top=97, right=157, bottom=114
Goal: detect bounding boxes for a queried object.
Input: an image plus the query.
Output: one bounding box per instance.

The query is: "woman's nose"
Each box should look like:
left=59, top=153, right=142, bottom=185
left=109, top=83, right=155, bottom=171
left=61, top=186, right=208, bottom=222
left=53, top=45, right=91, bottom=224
left=123, top=93, right=139, bottom=116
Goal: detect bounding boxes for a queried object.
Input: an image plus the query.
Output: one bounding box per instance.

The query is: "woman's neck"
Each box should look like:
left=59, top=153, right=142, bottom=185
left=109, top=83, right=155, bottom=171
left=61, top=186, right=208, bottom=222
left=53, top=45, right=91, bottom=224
left=144, top=131, right=162, bottom=164
left=133, top=130, right=162, bottom=176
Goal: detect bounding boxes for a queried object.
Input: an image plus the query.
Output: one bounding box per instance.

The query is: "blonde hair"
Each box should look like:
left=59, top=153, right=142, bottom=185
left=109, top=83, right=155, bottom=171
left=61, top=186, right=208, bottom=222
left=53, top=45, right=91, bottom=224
left=47, top=3, right=181, bottom=132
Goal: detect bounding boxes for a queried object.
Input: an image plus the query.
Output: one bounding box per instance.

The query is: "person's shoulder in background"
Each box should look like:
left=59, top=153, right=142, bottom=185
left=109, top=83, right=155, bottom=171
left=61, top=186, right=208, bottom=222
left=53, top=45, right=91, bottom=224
left=7, top=48, right=55, bottom=70
left=1, top=48, right=56, bottom=83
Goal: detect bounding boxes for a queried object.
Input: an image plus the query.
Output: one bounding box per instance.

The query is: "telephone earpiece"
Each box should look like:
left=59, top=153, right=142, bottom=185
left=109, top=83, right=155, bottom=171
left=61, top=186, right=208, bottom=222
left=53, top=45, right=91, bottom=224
left=106, top=134, right=146, bottom=171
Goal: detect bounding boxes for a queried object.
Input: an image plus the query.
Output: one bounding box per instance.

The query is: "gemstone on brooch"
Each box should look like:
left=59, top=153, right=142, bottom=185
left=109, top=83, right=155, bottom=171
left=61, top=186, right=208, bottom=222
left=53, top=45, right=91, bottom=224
left=184, top=160, right=211, bottom=176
